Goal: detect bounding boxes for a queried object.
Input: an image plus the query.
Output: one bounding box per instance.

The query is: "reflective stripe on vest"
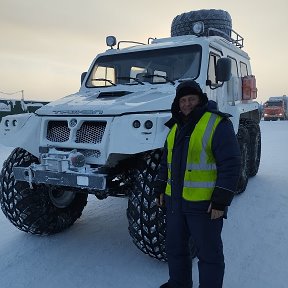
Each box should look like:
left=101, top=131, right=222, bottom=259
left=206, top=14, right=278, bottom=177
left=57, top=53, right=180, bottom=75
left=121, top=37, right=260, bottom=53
left=165, top=112, right=222, bottom=201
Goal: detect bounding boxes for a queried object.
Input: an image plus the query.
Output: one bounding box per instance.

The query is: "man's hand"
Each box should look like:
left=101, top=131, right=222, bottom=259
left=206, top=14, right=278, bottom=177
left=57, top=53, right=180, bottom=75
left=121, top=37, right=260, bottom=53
left=207, top=203, right=224, bottom=220
left=156, top=193, right=165, bottom=207
left=153, top=178, right=166, bottom=207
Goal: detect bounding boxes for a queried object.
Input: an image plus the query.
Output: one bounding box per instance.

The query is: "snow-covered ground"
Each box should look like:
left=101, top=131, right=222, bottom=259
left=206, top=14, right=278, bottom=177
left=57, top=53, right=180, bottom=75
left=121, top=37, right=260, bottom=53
left=0, top=120, right=287, bottom=288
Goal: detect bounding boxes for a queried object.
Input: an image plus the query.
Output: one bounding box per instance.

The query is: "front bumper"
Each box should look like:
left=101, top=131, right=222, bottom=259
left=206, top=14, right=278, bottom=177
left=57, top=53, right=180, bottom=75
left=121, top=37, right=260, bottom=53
left=13, top=167, right=107, bottom=191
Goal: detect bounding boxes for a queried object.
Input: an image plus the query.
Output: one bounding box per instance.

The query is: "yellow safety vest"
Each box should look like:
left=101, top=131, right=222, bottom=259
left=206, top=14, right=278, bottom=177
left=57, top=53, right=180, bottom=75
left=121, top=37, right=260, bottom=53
left=165, top=112, right=222, bottom=201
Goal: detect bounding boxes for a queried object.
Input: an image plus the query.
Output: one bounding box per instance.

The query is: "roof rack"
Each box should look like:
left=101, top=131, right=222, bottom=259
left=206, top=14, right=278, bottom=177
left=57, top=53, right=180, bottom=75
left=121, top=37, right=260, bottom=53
left=207, top=27, right=244, bottom=48
left=117, top=40, right=146, bottom=49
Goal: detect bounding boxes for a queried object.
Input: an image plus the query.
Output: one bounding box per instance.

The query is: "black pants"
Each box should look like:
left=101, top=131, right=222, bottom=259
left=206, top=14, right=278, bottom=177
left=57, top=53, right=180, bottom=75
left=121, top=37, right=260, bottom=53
left=166, top=206, right=224, bottom=288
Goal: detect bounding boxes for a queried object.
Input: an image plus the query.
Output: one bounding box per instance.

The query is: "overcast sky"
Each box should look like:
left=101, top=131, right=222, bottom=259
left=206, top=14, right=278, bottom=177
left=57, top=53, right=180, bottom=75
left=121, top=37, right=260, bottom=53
left=0, top=0, right=287, bottom=103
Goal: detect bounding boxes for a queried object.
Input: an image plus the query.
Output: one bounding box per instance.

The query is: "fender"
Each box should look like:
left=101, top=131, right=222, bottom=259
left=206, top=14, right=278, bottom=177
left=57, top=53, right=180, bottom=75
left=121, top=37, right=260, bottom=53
left=0, top=113, right=41, bottom=157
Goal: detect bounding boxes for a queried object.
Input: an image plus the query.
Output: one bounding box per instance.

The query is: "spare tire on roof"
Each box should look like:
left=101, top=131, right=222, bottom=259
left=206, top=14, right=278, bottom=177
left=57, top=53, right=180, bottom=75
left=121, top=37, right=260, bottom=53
left=171, top=9, right=232, bottom=38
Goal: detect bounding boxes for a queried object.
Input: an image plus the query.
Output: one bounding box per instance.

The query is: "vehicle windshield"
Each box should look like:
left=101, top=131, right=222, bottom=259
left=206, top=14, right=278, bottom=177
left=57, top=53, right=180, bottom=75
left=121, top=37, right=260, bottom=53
left=86, top=45, right=202, bottom=87
left=266, top=101, right=283, bottom=107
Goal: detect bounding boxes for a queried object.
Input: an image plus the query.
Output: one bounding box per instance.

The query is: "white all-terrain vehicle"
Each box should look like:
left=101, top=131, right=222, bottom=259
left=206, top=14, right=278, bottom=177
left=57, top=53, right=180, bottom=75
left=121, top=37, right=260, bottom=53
left=0, top=10, right=261, bottom=261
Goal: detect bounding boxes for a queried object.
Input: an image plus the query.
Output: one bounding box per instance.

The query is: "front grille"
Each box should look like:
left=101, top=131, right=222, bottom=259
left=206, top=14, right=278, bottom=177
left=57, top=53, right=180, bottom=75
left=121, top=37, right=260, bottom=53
left=79, top=149, right=101, bottom=158
left=75, top=121, right=106, bottom=144
left=46, top=120, right=106, bottom=144
left=46, top=121, right=70, bottom=142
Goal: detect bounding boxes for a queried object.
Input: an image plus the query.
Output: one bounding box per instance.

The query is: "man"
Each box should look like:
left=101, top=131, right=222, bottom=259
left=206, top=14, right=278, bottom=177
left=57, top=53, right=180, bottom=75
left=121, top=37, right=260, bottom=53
left=155, top=80, right=241, bottom=288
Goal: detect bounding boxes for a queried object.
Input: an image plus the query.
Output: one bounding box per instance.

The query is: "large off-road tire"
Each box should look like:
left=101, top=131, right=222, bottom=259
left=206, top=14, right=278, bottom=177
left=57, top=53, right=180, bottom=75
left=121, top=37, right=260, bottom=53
left=0, top=148, right=88, bottom=235
left=171, top=9, right=232, bottom=37
left=127, top=150, right=198, bottom=261
left=235, top=124, right=250, bottom=194
left=127, top=150, right=167, bottom=261
left=245, top=120, right=261, bottom=177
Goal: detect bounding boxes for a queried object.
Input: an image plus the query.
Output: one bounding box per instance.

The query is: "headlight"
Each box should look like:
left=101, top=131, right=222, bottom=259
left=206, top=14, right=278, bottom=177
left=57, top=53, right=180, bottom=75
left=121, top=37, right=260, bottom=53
left=106, top=36, right=117, bottom=48
left=144, top=120, right=153, bottom=129
left=192, top=21, right=204, bottom=35
left=132, top=120, right=141, bottom=128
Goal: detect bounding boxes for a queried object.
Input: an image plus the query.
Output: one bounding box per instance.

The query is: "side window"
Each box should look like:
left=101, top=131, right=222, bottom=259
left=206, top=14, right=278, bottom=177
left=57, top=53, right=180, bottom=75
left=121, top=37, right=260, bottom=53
left=228, top=57, right=238, bottom=77
left=208, top=53, right=220, bottom=84
left=240, top=62, right=248, bottom=77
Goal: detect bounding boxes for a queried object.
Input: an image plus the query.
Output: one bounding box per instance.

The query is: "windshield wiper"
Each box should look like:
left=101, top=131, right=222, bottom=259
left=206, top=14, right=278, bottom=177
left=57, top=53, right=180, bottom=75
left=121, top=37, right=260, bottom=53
left=117, top=76, right=144, bottom=85
left=143, top=74, right=175, bottom=85
left=91, top=78, right=117, bottom=86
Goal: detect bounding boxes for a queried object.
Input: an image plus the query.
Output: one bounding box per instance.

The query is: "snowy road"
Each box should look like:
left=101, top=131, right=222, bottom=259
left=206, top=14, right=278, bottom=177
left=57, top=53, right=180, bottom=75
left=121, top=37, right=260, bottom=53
left=0, top=121, right=287, bottom=288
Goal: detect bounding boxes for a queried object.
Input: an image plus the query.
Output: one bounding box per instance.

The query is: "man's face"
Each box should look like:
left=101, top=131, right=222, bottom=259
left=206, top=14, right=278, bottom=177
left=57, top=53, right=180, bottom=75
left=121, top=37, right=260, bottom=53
left=179, top=94, right=201, bottom=116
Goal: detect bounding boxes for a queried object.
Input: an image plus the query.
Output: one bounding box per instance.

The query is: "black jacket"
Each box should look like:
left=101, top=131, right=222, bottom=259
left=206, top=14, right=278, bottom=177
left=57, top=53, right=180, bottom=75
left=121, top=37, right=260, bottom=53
left=156, top=100, right=241, bottom=212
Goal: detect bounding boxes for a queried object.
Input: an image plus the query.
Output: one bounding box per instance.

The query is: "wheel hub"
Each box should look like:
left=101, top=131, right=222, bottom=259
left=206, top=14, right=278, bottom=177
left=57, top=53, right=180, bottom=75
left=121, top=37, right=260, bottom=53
left=49, top=188, right=76, bottom=208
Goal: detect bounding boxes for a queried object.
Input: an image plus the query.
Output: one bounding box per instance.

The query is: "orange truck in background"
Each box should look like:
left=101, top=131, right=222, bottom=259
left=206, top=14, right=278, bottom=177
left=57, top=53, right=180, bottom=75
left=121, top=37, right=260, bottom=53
left=263, top=95, right=288, bottom=121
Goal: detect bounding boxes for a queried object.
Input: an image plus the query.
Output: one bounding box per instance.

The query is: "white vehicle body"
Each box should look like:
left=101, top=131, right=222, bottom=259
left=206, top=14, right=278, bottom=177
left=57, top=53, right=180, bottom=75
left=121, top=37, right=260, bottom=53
left=0, top=10, right=262, bottom=261
left=0, top=35, right=259, bottom=168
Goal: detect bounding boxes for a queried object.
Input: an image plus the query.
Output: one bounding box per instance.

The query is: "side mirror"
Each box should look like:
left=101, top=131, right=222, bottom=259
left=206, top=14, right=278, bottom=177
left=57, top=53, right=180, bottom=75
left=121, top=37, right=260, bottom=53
left=216, top=58, right=231, bottom=82
left=81, top=72, right=87, bottom=85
